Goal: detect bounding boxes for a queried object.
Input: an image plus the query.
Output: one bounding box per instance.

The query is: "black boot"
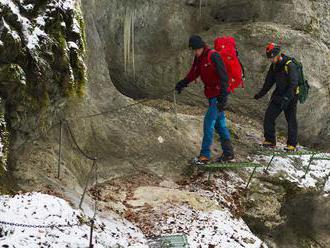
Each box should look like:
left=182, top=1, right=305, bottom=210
left=261, top=140, right=276, bottom=149
left=216, top=153, right=235, bottom=163
left=217, top=140, right=235, bottom=162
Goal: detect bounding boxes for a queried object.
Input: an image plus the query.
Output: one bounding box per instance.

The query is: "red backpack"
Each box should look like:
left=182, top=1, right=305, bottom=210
left=207, top=36, right=245, bottom=93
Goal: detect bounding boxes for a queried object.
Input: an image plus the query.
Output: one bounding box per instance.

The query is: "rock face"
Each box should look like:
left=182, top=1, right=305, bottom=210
left=0, top=0, right=87, bottom=152
left=244, top=179, right=330, bottom=248
left=93, top=0, right=330, bottom=149
left=5, top=0, right=207, bottom=193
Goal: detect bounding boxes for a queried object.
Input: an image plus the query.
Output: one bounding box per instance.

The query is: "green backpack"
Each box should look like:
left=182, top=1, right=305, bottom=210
left=284, top=58, right=310, bottom=104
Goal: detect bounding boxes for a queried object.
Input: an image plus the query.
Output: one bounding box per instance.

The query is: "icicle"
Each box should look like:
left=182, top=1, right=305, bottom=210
left=132, top=9, right=136, bottom=78
left=124, top=8, right=129, bottom=72
left=127, top=9, right=131, bottom=75
left=123, top=8, right=136, bottom=76
left=128, top=11, right=131, bottom=73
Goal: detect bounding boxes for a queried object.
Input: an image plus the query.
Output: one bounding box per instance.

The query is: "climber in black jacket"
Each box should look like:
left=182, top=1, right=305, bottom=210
left=254, top=43, right=299, bottom=151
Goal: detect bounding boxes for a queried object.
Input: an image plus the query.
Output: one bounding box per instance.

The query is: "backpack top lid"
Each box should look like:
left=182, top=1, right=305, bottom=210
left=214, top=36, right=237, bottom=52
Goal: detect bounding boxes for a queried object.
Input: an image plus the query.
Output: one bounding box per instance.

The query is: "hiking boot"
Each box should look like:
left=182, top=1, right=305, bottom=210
left=222, top=140, right=234, bottom=156
left=284, top=145, right=297, bottom=152
left=192, top=155, right=210, bottom=166
left=261, top=141, right=276, bottom=149
left=216, top=153, right=235, bottom=163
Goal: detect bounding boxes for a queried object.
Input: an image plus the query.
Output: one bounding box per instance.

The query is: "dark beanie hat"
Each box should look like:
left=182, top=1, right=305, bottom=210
left=266, top=43, right=281, bottom=58
left=189, top=35, right=205, bottom=49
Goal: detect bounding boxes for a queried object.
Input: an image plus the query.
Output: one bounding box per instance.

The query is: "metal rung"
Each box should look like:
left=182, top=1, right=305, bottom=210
left=312, top=157, right=330, bottom=161
left=201, top=162, right=262, bottom=170
left=149, top=234, right=189, bottom=248
left=257, top=151, right=318, bottom=157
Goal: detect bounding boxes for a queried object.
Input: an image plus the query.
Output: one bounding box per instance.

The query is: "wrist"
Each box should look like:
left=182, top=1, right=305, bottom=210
left=182, top=78, right=189, bottom=85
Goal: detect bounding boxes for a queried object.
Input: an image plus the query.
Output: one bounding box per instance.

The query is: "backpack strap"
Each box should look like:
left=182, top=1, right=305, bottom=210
left=284, top=60, right=292, bottom=74
left=236, top=50, right=245, bottom=79
left=284, top=59, right=300, bottom=95
left=207, top=49, right=217, bottom=65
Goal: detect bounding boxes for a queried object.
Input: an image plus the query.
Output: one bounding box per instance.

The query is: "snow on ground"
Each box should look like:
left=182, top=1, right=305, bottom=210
left=169, top=175, right=267, bottom=248
left=169, top=206, right=266, bottom=248
left=183, top=170, right=246, bottom=214
left=0, top=191, right=268, bottom=248
left=124, top=181, right=266, bottom=247
left=146, top=204, right=266, bottom=248
left=254, top=153, right=330, bottom=192
left=0, top=192, right=147, bottom=247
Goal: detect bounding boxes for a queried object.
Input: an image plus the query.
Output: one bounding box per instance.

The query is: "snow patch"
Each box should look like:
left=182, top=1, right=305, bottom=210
left=68, top=41, right=79, bottom=50
left=2, top=0, right=42, bottom=50
left=255, top=153, right=330, bottom=192
left=23, top=4, right=34, bottom=11
left=150, top=204, right=267, bottom=248
left=0, top=189, right=267, bottom=247
left=36, top=16, right=46, bottom=27
left=2, top=18, right=21, bottom=43
left=72, top=18, right=81, bottom=34
left=60, top=0, right=75, bottom=10
left=0, top=192, right=148, bottom=247
left=26, top=27, right=47, bottom=50
left=1, top=0, right=80, bottom=51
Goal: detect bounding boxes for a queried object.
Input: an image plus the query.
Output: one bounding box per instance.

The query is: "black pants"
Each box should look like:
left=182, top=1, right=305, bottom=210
left=264, top=97, right=298, bottom=146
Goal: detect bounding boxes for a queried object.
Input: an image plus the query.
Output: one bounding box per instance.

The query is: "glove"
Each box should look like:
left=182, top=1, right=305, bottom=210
left=175, top=79, right=189, bottom=94
left=217, top=96, right=228, bottom=112
left=280, top=96, right=290, bottom=110
left=254, top=92, right=262, bottom=100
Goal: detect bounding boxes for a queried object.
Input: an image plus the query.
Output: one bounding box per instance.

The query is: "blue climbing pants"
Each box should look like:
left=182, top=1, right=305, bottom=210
left=200, top=97, right=231, bottom=159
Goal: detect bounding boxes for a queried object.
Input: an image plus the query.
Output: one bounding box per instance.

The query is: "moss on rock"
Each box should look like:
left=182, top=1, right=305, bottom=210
left=0, top=1, right=87, bottom=170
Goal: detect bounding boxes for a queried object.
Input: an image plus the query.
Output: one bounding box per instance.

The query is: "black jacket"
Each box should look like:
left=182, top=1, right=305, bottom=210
left=257, top=54, right=299, bottom=104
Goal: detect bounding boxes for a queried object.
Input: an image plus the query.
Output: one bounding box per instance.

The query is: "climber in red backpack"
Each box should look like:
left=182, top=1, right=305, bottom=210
left=175, top=35, right=243, bottom=165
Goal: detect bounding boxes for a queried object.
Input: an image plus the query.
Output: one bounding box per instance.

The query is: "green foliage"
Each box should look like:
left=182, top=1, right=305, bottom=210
left=0, top=64, right=26, bottom=84
left=70, top=10, right=88, bottom=97
left=74, top=9, right=87, bottom=54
